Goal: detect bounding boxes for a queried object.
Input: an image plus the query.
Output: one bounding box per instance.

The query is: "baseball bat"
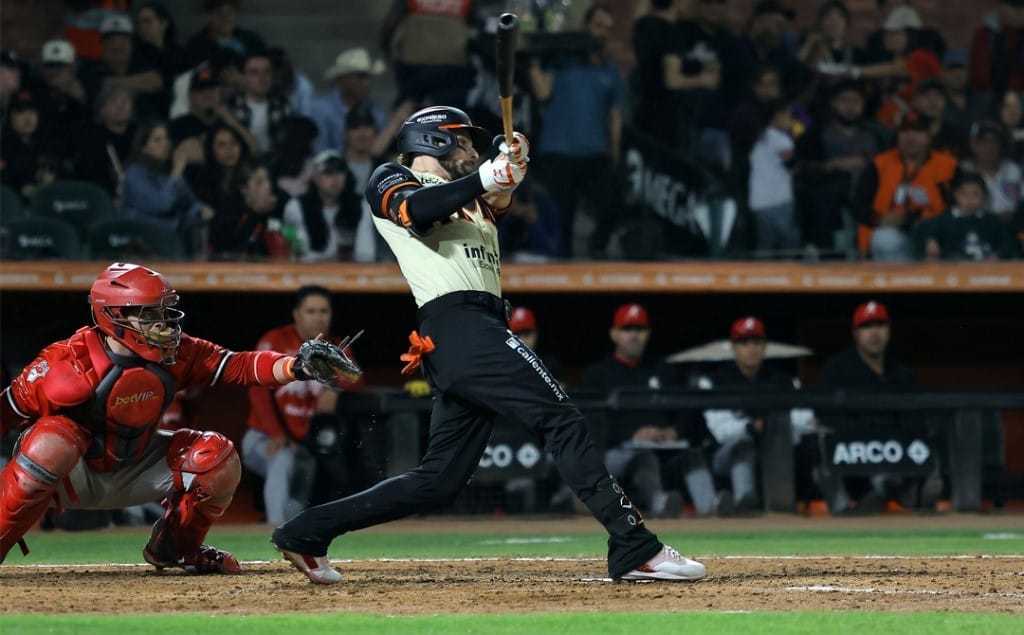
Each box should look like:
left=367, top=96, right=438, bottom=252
left=495, top=12, right=519, bottom=146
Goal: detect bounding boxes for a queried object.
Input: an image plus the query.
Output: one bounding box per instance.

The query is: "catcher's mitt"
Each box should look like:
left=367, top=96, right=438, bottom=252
left=294, top=331, right=363, bottom=384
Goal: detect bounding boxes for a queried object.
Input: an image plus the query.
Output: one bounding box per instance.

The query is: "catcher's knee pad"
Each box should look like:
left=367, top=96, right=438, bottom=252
left=166, top=429, right=241, bottom=508
left=150, top=430, right=240, bottom=558
left=1, top=416, right=89, bottom=562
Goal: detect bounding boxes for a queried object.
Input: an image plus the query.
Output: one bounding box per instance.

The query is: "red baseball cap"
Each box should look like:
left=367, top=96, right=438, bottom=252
left=731, top=316, right=766, bottom=341
left=508, top=306, right=536, bottom=333
left=613, top=303, right=649, bottom=329
left=853, top=301, right=890, bottom=328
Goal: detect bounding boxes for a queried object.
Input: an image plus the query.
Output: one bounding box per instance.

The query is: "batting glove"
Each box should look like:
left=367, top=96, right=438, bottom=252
left=478, top=155, right=528, bottom=192
left=493, top=132, right=531, bottom=164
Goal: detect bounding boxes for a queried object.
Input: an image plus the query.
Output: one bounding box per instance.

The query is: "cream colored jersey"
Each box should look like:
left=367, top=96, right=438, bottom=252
left=366, top=164, right=503, bottom=307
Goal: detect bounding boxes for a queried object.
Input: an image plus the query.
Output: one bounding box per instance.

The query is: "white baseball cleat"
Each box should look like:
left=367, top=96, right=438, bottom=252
left=275, top=546, right=343, bottom=584
left=620, top=545, right=706, bottom=581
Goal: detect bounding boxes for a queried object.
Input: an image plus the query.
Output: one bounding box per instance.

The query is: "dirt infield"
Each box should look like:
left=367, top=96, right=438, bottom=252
left=2, top=516, right=1022, bottom=615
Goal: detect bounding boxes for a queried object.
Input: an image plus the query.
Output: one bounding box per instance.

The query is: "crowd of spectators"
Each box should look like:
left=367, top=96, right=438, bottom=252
left=1, top=0, right=1022, bottom=262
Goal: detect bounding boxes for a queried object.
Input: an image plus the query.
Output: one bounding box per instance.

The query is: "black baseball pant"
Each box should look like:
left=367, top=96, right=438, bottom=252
left=274, top=291, right=663, bottom=578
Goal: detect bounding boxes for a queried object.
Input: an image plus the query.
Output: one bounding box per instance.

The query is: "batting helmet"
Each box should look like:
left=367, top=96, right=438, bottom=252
left=89, top=263, right=184, bottom=364
left=396, top=106, right=491, bottom=158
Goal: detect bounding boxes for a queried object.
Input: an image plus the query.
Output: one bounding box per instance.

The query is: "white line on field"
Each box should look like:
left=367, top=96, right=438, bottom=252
left=5, top=554, right=1024, bottom=570
left=785, top=585, right=1024, bottom=599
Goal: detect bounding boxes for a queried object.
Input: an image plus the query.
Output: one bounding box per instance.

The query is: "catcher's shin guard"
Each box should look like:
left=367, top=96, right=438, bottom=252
left=143, top=429, right=241, bottom=574
left=1, top=417, right=89, bottom=562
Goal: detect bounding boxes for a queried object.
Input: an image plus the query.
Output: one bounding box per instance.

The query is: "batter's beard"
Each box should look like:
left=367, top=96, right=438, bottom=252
left=440, top=157, right=476, bottom=179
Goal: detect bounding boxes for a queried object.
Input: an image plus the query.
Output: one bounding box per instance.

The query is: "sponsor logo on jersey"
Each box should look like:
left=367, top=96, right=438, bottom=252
left=113, top=391, right=159, bottom=407
left=26, top=361, right=50, bottom=383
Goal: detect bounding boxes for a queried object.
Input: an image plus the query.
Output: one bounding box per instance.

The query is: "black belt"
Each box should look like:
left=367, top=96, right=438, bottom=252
left=417, top=291, right=510, bottom=324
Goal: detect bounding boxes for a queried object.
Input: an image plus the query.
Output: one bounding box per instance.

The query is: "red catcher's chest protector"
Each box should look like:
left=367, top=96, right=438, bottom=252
left=79, top=330, right=176, bottom=471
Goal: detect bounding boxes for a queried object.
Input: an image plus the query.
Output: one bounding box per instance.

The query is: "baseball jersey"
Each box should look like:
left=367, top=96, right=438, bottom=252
left=1, top=326, right=289, bottom=472
left=366, top=163, right=502, bottom=307
left=246, top=324, right=364, bottom=440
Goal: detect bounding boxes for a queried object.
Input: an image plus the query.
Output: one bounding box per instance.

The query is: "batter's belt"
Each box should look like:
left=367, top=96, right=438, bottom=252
left=417, top=291, right=511, bottom=325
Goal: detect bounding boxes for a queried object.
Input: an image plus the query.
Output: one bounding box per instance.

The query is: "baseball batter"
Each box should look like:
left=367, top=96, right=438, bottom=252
left=272, top=106, right=706, bottom=584
left=0, top=263, right=359, bottom=573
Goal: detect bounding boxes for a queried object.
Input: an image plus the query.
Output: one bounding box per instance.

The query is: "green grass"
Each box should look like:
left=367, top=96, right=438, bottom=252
left=11, top=527, right=1024, bottom=564
left=3, top=612, right=1022, bottom=635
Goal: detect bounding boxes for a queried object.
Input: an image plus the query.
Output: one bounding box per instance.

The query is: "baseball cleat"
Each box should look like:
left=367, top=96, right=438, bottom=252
left=620, top=545, right=706, bottom=581
left=274, top=545, right=342, bottom=584
left=143, top=543, right=241, bottom=575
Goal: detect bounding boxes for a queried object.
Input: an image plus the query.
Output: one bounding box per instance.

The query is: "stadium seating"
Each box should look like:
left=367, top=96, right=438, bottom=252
left=1, top=184, right=26, bottom=223
left=30, top=180, right=116, bottom=241
left=89, top=218, right=185, bottom=261
left=1, top=217, right=82, bottom=260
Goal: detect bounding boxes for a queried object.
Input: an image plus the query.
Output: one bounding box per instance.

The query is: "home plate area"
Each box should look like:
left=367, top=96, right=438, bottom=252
left=2, top=556, right=1021, bottom=615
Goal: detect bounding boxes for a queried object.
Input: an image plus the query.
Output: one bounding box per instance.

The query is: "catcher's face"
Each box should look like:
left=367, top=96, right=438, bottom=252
left=294, top=294, right=332, bottom=341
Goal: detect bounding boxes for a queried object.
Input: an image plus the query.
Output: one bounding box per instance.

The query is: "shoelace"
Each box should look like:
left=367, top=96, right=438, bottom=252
left=664, top=546, right=683, bottom=561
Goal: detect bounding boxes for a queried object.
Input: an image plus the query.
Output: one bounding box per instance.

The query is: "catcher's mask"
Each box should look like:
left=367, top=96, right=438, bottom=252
left=89, top=262, right=184, bottom=364
left=396, top=106, right=491, bottom=158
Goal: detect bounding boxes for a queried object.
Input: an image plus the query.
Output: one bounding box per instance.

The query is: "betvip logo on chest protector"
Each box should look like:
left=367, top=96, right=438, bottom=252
left=106, top=368, right=167, bottom=427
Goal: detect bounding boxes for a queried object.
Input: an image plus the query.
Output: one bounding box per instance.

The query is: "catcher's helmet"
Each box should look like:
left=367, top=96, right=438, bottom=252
left=396, top=106, right=491, bottom=157
left=89, top=262, right=184, bottom=364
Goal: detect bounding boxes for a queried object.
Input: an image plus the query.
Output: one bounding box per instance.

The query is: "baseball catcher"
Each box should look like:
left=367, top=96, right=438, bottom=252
left=0, top=262, right=361, bottom=573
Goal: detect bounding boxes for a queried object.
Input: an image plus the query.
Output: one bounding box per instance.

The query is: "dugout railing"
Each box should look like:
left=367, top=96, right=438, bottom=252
left=342, top=388, right=1024, bottom=514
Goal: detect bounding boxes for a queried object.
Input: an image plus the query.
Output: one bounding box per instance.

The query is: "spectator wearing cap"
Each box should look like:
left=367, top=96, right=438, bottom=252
left=121, top=120, right=213, bottom=252
left=169, top=47, right=245, bottom=119
left=721, top=1, right=808, bottom=115
left=183, top=0, right=265, bottom=70
left=227, top=50, right=292, bottom=157
left=166, top=61, right=253, bottom=150
left=795, top=80, right=889, bottom=250
left=280, top=150, right=361, bottom=263
left=309, top=48, right=388, bottom=155
left=133, top=2, right=187, bottom=91
left=914, top=172, right=1018, bottom=260
left=961, top=120, right=1023, bottom=220
left=579, top=303, right=716, bottom=518
left=969, top=0, right=1024, bottom=96
left=347, top=100, right=410, bottom=263
left=79, top=13, right=166, bottom=119
left=817, top=302, right=937, bottom=514
left=697, top=317, right=816, bottom=516
left=852, top=110, right=958, bottom=260
left=37, top=39, right=91, bottom=165
left=910, top=78, right=968, bottom=157
left=75, top=82, right=136, bottom=198
left=0, top=90, right=56, bottom=201
left=819, top=6, right=941, bottom=131
left=508, top=307, right=564, bottom=384
left=939, top=48, right=991, bottom=137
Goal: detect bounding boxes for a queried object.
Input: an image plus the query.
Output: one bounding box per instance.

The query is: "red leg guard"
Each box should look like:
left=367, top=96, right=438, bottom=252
left=143, top=429, right=241, bottom=574
left=1, top=417, right=90, bottom=562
